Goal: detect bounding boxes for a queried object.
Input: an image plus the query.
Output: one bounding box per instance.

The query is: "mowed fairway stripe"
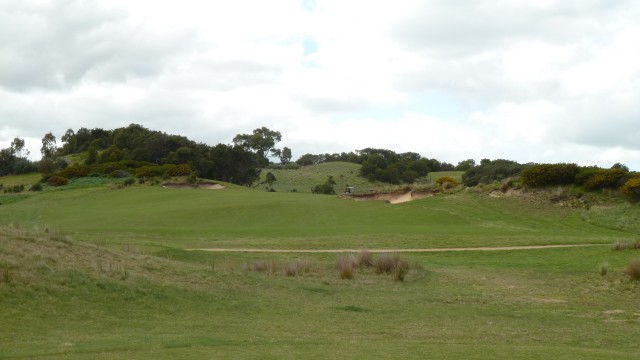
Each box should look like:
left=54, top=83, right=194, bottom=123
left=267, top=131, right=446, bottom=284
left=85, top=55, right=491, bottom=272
left=187, top=244, right=608, bottom=253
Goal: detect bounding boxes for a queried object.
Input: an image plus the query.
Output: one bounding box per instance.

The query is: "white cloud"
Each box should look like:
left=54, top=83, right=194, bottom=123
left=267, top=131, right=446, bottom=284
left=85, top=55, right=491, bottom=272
left=2, top=0, right=640, bottom=171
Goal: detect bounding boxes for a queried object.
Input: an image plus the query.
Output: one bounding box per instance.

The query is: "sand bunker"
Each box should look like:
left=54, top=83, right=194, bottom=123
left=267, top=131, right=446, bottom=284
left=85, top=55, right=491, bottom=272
left=162, top=182, right=225, bottom=190
left=341, top=190, right=436, bottom=204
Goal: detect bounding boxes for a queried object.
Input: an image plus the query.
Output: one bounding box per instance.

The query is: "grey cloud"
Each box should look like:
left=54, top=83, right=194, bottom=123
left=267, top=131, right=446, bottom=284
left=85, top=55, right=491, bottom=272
left=0, top=1, right=195, bottom=92
left=392, top=0, right=628, bottom=58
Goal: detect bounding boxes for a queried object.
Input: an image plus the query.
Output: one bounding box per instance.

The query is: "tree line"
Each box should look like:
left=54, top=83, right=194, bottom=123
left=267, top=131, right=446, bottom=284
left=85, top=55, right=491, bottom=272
left=1, top=124, right=286, bottom=186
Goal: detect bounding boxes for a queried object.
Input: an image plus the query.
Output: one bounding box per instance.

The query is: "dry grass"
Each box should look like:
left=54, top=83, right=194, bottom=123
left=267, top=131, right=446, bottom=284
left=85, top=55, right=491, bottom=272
left=284, top=260, right=312, bottom=277
left=598, top=262, right=609, bottom=276
left=611, top=240, right=640, bottom=251
left=251, top=260, right=277, bottom=274
left=336, top=255, right=357, bottom=279
left=374, top=253, right=410, bottom=281
left=356, top=249, right=373, bottom=268
left=623, top=260, right=640, bottom=281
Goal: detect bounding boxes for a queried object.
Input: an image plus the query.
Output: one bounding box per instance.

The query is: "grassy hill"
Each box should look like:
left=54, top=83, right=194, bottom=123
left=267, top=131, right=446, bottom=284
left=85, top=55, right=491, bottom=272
left=255, top=162, right=464, bottom=194
left=1, top=172, right=640, bottom=358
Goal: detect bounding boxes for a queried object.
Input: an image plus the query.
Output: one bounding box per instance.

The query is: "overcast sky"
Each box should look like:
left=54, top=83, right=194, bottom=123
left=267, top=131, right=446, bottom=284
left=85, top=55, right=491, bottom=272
left=1, top=0, right=639, bottom=170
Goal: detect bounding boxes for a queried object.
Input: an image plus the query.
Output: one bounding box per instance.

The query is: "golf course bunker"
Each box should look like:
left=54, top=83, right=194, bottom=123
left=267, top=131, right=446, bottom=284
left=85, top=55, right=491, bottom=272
left=162, top=182, right=225, bottom=190
left=341, top=190, right=436, bottom=204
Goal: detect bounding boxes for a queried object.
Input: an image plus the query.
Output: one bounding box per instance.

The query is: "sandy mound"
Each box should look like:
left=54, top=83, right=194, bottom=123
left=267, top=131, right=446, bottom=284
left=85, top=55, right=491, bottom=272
left=341, top=190, right=436, bottom=204
left=162, top=182, right=225, bottom=190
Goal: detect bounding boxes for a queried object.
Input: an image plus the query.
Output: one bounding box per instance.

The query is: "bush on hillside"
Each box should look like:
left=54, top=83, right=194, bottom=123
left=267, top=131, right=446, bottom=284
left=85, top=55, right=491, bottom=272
left=520, top=163, right=579, bottom=187
left=583, top=168, right=628, bottom=190
left=29, top=183, right=43, bottom=192
left=462, top=159, right=524, bottom=187
left=436, top=176, right=460, bottom=188
left=47, top=176, right=68, bottom=187
left=312, top=176, right=336, bottom=195
left=621, top=178, right=640, bottom=203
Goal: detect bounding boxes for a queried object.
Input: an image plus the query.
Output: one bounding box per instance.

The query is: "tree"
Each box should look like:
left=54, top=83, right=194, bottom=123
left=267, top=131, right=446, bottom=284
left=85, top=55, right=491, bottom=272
left=279, top=146, right=292, bottom=164
left=456, top=159, right=476, bottom=171
left=232, top=127, right=282, bottom=165
left=11, top=138, right=27, bottom=158
left=61, top=129, right=76, bottom=154
left=40, top=132, right=57, bottom=159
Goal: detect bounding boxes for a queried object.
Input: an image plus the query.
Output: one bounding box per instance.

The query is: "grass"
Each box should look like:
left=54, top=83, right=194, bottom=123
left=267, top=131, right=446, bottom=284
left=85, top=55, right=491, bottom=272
left=2, top=226, right=640, bottom=358
left=1, top=169, right=640, bottom=358
left=1, top=182, right=634, bottom=250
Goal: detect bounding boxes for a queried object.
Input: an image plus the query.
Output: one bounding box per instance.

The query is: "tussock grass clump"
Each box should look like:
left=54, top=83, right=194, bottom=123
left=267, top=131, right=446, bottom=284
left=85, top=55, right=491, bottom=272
left=336, top=256, right=357, bottom=280
left=374, top=253, right=410, bottom=281
left=598, top=262, right=609, bottom=276
left=251, top=260, right=277, bottom=274
left=356, top=249, right=373, bottom=268
left=623, top=260, right=640, bottom=281
left=284, top=260, right=311, bottom=277
left=611, top=240, right=640, bottom=251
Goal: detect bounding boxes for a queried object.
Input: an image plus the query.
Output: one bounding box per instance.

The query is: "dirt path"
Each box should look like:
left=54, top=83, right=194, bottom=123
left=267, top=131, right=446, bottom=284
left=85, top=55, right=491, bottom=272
left=187, top=244, right=607, bottom=253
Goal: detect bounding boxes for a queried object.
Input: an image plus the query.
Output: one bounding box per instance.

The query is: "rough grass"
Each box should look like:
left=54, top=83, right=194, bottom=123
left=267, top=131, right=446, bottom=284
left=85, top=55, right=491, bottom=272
left=2, top=226, right=640, bottom=358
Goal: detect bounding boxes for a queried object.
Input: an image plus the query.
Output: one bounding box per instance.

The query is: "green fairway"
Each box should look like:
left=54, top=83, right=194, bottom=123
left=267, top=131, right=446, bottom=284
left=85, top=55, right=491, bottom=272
left=1, top=177, right=639, bottom=359
left=0, top=182, right=633, bottom=250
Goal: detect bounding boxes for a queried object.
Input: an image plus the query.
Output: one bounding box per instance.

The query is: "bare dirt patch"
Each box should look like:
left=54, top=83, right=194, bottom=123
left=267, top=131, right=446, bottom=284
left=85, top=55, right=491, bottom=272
left=162, top=182, right=225, bottom=190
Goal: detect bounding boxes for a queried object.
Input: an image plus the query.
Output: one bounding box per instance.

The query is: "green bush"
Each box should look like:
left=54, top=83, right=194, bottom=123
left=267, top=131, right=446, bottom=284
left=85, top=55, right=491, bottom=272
left=110, top=170, right=131, bottom=178
left=462, top=159, right=524, bottom=186
left=29, top=183, right=43, bottom=192
left=312, top=176, right=336, bottom=195
left=11, top=184, right=24, bottom=193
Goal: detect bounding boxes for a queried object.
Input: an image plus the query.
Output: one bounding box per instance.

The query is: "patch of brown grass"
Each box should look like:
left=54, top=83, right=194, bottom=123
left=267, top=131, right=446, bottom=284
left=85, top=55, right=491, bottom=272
left=284, top=260, right=312, bottom=277
left=374, top=253, right=410, bottom=281
left=336, top=256, right=357, bottom=280
left=623, top=260, right=640, bottom=281
left=612, top=240, right=640, bottom=251
left=356, top=249, right=373, bottom=268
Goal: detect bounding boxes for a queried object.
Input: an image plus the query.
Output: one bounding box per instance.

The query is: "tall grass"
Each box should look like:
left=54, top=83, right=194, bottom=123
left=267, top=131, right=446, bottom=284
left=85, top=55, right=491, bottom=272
left=336, top=255, right=357, bottom=279
left=623, top=260, right=640, bottom=281
left=374, top=253, right=410, bottom=281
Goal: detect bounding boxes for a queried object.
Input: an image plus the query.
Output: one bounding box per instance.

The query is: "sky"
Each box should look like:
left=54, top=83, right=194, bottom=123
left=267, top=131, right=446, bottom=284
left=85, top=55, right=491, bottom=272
left=1, top=0, right=639, bottom=170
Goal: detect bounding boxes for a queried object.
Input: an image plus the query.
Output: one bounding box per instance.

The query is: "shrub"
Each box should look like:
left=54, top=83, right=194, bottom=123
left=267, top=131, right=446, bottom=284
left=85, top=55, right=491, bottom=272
left=47, top=176, right=68, bottom=187
left=122, top=178, right=135, bottom=186
left=621, top=178, right=640, bottom=203
left=521, top=163, right=579, bottom=187
left=29, top=183, right=43, bottom=192
left=436, top=176, right=460, bottom=188
left=336, top=256, right=356, bottom=279
left=110, top=169, right=131, bottom=178
left=583, top=168, right=627, bottom=190
left=166, top=164, right=192, bottom=177
left=623, top=260, right=640, bottom=281
left=11, top=184, right=24, bottom=193
left=312, top=176, right=336, bottom=195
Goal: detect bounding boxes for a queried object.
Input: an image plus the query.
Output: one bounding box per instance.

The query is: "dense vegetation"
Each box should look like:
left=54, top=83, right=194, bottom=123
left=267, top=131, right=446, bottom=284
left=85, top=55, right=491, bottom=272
left=2, top=125, right=639, bottom=201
